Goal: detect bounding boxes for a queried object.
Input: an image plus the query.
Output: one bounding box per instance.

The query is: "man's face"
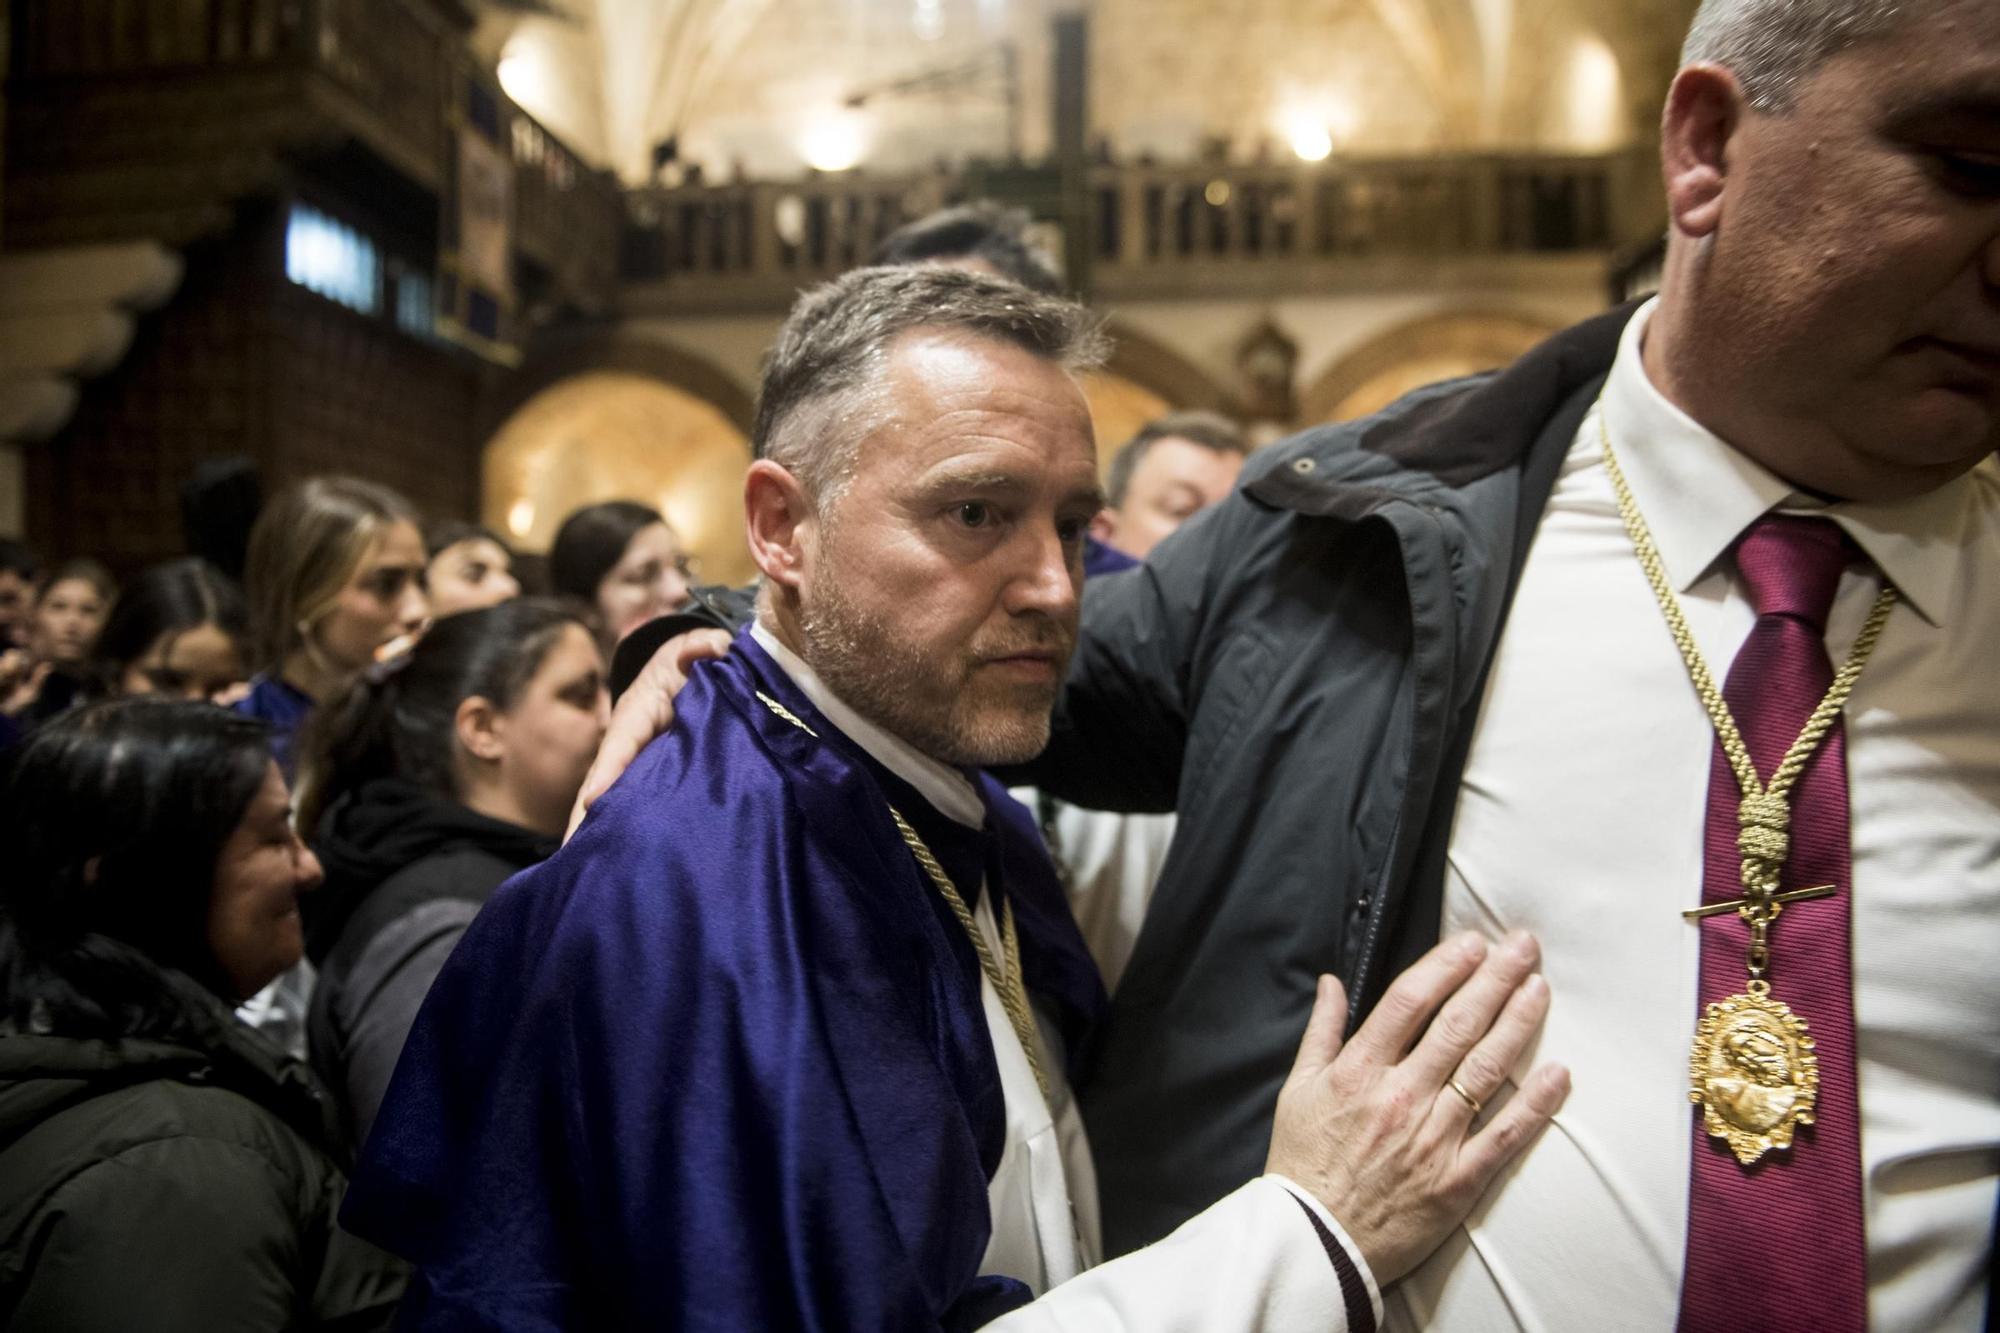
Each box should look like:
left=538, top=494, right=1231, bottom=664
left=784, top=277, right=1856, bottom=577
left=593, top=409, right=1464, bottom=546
left=1099, top=437, right=1244, bottom=558
left=1684, top=1, right=2000, bottom=496
left=796, top=332, right=1100, bottom=767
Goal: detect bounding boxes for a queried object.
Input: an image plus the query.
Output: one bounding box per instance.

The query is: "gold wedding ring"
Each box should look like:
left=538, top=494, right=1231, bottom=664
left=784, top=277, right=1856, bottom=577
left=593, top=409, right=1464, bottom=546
left=1445, top=1077, right=1483, bottom=1117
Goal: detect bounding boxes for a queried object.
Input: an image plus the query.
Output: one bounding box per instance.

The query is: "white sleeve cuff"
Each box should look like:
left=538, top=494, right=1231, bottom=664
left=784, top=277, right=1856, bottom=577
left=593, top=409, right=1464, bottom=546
left=988, top=1175, right=1379, bottom=1333
left=1265, top=1173, right=1384, bottom=1332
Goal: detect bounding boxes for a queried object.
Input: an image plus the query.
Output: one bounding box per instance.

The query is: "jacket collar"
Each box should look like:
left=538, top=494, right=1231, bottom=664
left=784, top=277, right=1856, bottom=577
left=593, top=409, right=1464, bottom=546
left=1244, top=301, right=1641, bottom=518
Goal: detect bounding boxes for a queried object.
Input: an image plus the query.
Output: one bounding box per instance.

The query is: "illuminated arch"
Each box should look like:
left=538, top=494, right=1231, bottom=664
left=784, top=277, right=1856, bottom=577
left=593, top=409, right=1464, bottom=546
left=1301, top=310, right=1560, bottom=424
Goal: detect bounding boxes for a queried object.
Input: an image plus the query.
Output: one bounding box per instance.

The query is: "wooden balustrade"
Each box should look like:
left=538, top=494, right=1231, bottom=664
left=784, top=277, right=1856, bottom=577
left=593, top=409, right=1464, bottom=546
left=628, top=151, right=1645, bottom=309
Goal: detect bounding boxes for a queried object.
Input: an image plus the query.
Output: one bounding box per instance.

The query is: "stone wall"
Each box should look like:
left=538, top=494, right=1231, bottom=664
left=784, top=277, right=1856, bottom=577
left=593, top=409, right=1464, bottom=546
left=24, top=205, right=485, bottom=573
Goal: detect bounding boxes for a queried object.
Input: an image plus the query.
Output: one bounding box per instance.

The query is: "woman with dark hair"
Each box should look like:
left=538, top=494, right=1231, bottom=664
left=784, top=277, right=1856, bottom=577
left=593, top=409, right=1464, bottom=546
left=298, top=600, right=606, bottom=1141
left=424, top=521, right=520, bottom=618
left=96, top=557, right=250, bottom=702
left=0, top=699, right=405, bottom=1329
left=548, top=500, right=691, bottom=652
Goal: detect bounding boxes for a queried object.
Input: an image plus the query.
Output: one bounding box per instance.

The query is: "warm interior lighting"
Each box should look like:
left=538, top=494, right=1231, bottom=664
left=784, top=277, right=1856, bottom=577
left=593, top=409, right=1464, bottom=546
left=496, top=40, right=553, bottom=115
left=1564, top=36, right=1625, bottom=150
left=800, top=111, right=868, bottom=173
left=507, top=498, right=536, bottom=540
left=1277, top=96, right=1354, bottom=163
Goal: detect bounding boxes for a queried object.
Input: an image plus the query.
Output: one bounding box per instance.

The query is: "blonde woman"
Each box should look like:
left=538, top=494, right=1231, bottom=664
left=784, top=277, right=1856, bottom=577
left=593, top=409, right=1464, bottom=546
left=236, top=477, right=429, bottom=781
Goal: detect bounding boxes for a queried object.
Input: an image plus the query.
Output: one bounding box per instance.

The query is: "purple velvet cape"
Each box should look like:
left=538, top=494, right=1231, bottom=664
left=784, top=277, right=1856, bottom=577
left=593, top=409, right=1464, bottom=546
left=342, top=633, right=1107, bottom=1331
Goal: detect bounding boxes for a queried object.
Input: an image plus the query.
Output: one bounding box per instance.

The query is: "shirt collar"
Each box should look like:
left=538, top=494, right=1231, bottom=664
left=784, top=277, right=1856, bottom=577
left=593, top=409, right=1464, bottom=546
left=751, top=621, right=986, bottom=828
left=1600, top=297, right=1973, bottom=627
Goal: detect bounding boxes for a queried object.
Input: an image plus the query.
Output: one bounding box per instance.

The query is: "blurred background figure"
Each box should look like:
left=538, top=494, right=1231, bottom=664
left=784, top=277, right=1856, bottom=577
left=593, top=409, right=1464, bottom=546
left=1092, top=412, right=1249, bottom=559
left=95, top=558, right=250, bottom=703
left=238, top=477, right=430, bottom=783
left=298, top=600, right=607, bottom=1142
left=179, top=456, right=264, bottom=585
left=0, top=540, right=39, bottom=650
left=424, top=521, right=521, bottom=618
left=871, top=200, right=1064, bottom=295
left=0, top=699, right=406, bottom=1329
left=549, top=500, right=691, bottom=654
left=2, top=559, right=116, bottom=728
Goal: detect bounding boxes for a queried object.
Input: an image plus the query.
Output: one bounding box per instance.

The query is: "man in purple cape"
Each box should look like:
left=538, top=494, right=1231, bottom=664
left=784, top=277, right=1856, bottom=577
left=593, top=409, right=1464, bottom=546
left=344, top=267, right=1566, bottom=1330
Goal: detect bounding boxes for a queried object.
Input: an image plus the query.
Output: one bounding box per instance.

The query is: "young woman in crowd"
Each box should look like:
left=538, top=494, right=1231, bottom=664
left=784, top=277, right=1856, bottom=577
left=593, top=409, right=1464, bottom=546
left=0, top=699, right=406, bottom=1329
left=423, top=521, right=520, bottom=618
left=1, top=558, right=117, bottom=726
left=237, top=477, right=429, bottom=781
left=95, top=557, right=250, bottom=703
left=297, top=600, right=607, bottom=1141
left=548, top=499, right=691, bottom=653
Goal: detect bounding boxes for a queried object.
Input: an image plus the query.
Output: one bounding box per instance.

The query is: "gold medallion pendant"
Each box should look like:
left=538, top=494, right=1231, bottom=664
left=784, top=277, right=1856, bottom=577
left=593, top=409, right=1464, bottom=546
left=1688, top=979, right=1819, bottom=1165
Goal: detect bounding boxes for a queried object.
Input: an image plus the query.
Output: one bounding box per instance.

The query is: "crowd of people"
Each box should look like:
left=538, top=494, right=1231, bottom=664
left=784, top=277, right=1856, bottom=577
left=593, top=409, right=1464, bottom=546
left=0, top=0, right=1995, bottom=1327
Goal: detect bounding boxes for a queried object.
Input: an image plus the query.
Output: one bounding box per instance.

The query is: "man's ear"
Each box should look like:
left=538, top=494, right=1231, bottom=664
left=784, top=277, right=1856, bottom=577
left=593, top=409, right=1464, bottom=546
left=455, top=694, right=505, bottom=764
left=746, top=460, right=815, bottom=592
left=1088, top=507, right=1119, bottom=547
left=1661, top=63, right=1744, bottom=240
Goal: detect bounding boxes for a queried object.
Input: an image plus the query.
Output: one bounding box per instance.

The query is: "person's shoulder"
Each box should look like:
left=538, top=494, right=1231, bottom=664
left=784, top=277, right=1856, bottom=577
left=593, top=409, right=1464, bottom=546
left=0, top=1064, right=327, bottom=1204
left=1240, top=374, right=1497, bottom=496
left=232, top=674, right=309, bottom=724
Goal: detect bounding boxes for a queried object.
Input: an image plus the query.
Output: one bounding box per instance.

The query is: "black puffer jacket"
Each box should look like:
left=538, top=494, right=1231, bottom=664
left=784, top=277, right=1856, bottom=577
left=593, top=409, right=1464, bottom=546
left=308, top=779, right=555, bottom=1145
left=0, top=976, right=406, bottom=1331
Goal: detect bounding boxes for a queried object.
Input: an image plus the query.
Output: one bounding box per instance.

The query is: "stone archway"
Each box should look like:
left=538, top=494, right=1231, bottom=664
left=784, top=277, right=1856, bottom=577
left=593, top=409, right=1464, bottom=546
left=1301, top=310, right=1560, bottom=424
left=482, top=335, right=759, bottom=586
left=1082, top=319, right=1237, bottom=471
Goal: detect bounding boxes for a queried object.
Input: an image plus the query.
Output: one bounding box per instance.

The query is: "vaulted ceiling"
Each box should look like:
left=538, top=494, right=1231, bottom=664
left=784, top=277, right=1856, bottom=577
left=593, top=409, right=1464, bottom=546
left=473, top=0, right=1700, bottom=182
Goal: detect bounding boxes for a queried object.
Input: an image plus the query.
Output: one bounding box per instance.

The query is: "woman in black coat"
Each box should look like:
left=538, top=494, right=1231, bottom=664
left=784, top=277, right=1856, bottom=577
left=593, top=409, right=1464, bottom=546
left=298, top=600, right=607, bottom=1144
left=0, top=700, right=405, bottom=1331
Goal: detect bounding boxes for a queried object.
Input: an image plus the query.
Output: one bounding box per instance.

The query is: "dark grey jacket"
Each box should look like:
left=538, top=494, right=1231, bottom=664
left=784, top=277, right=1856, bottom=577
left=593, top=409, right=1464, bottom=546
left=0, top=986, right=406, bottom=1330
left=1014, top=305, right=1632, bottom=1253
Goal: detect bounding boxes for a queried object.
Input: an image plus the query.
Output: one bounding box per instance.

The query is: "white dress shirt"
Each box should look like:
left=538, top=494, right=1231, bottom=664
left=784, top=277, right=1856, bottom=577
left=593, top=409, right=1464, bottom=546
left=753, top=624, right=1382, bottom=1330
left=1393, top=301, right=2000, bottom=1330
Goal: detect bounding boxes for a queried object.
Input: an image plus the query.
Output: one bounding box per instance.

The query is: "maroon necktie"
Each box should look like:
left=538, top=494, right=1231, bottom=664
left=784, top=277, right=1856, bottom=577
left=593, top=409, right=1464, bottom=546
left=1678, top=515, right=1868, bottom=1331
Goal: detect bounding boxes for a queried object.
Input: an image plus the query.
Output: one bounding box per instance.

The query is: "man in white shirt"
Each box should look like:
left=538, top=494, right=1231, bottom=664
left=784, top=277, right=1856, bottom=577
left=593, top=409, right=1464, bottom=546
left=348, top=265, right=1569, bottom=1329
left=1010, top=1, right=2000, bottom=1326
left=594, top=6, right=1998, bottom=1316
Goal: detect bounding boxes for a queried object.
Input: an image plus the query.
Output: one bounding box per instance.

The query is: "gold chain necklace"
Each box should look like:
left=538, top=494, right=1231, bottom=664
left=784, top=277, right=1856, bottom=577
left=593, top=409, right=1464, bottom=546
left=756, top=691, right=1051, bottom=1102
left=1595, top=415, right=1895, bottom=1164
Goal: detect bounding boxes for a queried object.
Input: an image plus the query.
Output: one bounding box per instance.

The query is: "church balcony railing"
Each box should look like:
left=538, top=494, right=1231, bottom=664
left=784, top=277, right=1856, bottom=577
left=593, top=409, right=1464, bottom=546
left=621, top=149, right=1655, bottom=314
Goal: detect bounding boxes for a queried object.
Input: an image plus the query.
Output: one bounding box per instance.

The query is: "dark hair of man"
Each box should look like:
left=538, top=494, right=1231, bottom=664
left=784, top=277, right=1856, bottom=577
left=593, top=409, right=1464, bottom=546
left=753, top=265, right=1106, bottom=505
left=0, top=698, right=274, bottom=1041
left=870, top=201, right=1065, bottom=296
left=94, top=558, right=248, bottom=677
left=1104, top=410, right=1250, bottom=507
left=547, top=501, right=662, bottom=604
left=296, top=598, right=581, bottom=836
left=41, top=557, right=118, bottom=607
left=180, top=456, right=263, bottom=582
left=424, top=519, right=514, bottom=563
left=0, top=538, right=39, bottom=582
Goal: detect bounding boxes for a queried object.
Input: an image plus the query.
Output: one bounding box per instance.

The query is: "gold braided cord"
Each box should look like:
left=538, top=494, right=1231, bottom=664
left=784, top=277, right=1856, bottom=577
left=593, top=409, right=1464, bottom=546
left=755, top=690, right=1051, bottom=1101
left=1596, top=413, right=1896, bottom=907
left=889, top=807, right=1052, bottom=1102
left=1596, top=417, right=1895, bottom=804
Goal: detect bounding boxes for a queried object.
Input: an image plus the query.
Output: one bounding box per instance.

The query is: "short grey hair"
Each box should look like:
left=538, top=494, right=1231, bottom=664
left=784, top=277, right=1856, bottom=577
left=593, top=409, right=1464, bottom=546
left=1681, top=0, right=1920, bottom=111
left=753, top=266, right=1108, bottom=505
